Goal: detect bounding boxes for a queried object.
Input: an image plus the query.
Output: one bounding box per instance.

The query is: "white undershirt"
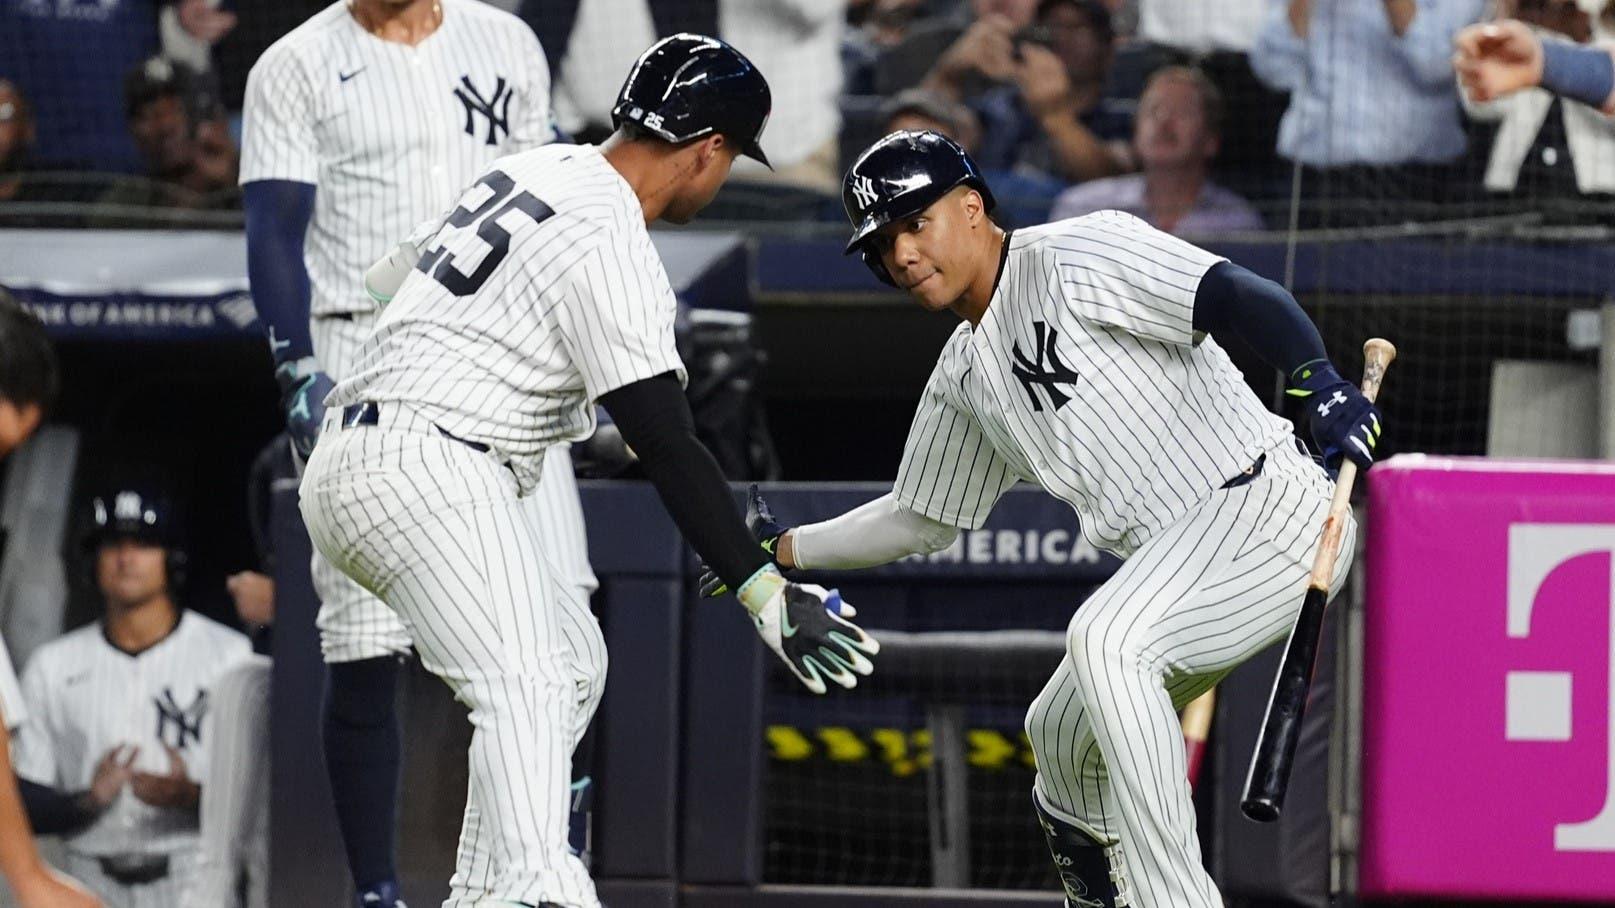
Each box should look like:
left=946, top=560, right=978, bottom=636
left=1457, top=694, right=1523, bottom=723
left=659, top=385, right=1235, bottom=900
left=790, top=494, right=958, bottom=571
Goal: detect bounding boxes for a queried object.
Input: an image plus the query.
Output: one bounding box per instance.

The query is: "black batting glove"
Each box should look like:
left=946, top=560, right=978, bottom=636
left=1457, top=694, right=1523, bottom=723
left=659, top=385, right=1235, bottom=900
left=699, top=484, right=790, bottom=598
left=1288, top=361, right=1383, bottom=475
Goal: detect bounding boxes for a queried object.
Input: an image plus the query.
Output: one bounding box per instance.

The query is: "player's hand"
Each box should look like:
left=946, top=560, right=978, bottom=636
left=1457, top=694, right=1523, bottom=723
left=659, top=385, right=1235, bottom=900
left=740, top=570, right=880, bottom=695
left=1453, top=20, right=1544, bottom=103
left=1289, top=362, right=1382, bottom=474
left=937, top=15, right=1018, bottom=85
left=226, top=571, right=275, bottom=628
left=130, top=745, right=199, bottom=810
left=698, top=485, right=790, bottom=598
left=275, top=355, right=335, bottom=462
left=12, top=866, right=104, bottom=908
left=87, top=744, right=138, bottom=809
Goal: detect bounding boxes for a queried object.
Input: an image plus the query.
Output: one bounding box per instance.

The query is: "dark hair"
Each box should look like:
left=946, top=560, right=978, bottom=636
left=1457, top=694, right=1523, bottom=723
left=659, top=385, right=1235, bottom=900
left=1035, top=0, right=1113, bottom=41
left=0, top=289, right=58, bottom=414
left=124, top=56, right=221, bottom=122
left=1147, top=65, right=1225, bottom=137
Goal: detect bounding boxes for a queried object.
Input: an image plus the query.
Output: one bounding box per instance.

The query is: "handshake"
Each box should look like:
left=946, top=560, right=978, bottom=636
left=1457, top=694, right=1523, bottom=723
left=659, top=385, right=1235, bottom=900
left=701, top=487, right=881, bottom=696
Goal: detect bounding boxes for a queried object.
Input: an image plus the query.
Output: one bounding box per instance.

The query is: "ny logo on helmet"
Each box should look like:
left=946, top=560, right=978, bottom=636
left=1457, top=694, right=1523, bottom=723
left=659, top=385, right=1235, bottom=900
left=851, top=176, right=879, bottom=210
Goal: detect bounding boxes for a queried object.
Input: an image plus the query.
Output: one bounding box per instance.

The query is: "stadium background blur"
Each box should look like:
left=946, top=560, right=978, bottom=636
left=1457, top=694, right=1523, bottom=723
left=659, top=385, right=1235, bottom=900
left=1, top=0, right=1613, bottom=906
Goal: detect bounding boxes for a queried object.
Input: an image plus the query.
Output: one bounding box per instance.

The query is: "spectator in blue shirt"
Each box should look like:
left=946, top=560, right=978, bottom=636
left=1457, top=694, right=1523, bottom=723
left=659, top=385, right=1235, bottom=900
left=1251, top=0, right=1487, bottom=223
left=922, top=0, right=1134, bottom=182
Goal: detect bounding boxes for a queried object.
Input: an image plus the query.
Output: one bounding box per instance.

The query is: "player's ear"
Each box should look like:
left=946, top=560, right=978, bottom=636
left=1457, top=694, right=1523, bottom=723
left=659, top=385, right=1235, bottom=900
left=962, top=187, right=984, bottom=226
left=696, top=133, right=727, bottom=168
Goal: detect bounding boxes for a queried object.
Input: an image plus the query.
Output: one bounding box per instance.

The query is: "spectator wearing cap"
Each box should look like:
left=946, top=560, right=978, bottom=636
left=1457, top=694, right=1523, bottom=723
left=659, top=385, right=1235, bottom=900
left=1051, top=66, right=1264, bottom=233
left=881, top=87, right=1067, bottom=224
left=1251, top=0, right=1487, bottom=223
left=924, top=0, right=1134, bottom=182
left=90, top=57, right=239, bottom=224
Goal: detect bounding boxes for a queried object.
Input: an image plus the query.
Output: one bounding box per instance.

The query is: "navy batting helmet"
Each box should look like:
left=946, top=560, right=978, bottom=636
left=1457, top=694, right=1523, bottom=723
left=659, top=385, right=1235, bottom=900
left=85, top=489, right=187, bottom=587
left=611, top=34, right=772, bottom=167
left=842, top=130, right=996, bottom=286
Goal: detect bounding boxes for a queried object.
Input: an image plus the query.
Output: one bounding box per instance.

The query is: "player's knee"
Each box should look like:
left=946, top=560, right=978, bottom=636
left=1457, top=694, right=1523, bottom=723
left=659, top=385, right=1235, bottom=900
left=1065, top=609, right=1146, bottom=687
left=325, top=656, right=402, bottom=730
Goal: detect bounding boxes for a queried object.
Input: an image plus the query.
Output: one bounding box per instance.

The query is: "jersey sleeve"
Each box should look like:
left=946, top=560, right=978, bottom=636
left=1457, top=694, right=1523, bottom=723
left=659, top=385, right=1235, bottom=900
left=240, top=45, right=321, bottom=185
left=892, top=361, right=1019, bottom=530
left=506, top=24, right=561, bottom=150
left=0, top=632, right=26, bottom=733
left=552, top=235, right=687, bottom=402
left=11, top=656, right=56, bottom=785
left=1049, top=211, right=1225, bottom=347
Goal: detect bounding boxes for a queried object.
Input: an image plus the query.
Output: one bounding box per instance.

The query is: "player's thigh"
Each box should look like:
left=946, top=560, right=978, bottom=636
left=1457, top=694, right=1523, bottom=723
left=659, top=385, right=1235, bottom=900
left=527, top=444, right=598, bottom=593
left=310, top=550, right=413, bottom=662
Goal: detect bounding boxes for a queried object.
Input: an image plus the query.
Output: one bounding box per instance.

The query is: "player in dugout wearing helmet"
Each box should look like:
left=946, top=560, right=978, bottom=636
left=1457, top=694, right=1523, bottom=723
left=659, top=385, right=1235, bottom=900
left=0, top=295, right=104, bottom=907
left=10, top=491, right=250, bottom=908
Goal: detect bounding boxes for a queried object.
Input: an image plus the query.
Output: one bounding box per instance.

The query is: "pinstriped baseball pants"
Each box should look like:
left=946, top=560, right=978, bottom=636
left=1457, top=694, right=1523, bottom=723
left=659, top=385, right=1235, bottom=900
left=310, top=313, right=600, bottom=664
left=182, top=654, right=271, bottom=908
left=63, top=849, right=198, bottom=908
left=1024, top=441, right=1355, bottom=908
left=301, top=412, right=604, bottom=908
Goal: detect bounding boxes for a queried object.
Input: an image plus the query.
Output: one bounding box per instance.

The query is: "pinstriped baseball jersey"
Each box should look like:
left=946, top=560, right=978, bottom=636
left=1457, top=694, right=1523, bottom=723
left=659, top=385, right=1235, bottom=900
left=0, top=630, right=25, bottom=732
left=240, top=0, right=558, bottom=317
left=893, top=211, right=1295, bottom=557
left=328, top=143, right=686, bottom=493
left=12, top=614, right=251, bottom=858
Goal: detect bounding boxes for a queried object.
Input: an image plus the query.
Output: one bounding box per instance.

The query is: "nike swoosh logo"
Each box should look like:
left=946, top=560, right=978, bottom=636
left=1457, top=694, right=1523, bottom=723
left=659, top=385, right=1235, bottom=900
left=339, top=68, right=365, bottom=83
left=65, top=672, right=89, bottom=686
left=780, top=610, right=799, bottom=638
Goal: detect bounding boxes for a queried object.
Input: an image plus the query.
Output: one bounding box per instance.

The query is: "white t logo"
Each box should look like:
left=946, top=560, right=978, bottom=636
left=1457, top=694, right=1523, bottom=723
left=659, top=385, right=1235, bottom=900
left=1508, top=523, right=1615, bottom=851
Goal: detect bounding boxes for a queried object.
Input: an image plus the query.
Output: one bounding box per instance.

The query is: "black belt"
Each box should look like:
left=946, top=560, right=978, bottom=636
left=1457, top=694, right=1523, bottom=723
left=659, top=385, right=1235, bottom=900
left=342, top=402, right=509, bottom=466
left=1220, top=453, right=1266, bottom=490
left=98, top=853, right=169, bottom=885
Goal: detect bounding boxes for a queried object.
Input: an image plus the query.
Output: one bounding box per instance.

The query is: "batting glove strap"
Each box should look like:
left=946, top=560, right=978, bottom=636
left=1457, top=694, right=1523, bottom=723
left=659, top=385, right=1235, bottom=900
left=750, top=581, right=880, bottom=695
left=699, top=485, right=792, bottom=598
left=1287, top=363, right=1382, bottom=471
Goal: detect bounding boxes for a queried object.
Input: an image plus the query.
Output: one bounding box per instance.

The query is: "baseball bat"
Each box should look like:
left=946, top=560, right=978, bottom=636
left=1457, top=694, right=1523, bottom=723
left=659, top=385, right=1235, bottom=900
left=1241, top=338, right=1396, bottom=823
left=1181, top=688, right=1216, bottom=792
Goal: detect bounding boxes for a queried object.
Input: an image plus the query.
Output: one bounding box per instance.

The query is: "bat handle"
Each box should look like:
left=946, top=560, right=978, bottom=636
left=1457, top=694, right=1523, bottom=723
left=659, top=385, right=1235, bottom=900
left=1305, top=338, right=1396, bottom=591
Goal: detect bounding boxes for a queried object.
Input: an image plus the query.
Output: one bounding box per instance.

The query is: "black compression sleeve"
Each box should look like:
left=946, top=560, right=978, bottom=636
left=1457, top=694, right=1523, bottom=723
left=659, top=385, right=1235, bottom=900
left=1192, top=260, right=1329, bottom=379
left=17, top=777, right=99, bottom=836
left=599, top=373, right=771, bottom=591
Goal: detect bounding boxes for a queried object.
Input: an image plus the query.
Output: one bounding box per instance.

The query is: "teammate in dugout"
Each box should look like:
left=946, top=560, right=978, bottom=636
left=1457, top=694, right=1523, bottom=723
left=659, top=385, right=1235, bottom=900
left=300, top=35, right=879, bottom=908
left=12, top=491, right=251, bottom=908
left=702, top=130, right=1383, bottom=907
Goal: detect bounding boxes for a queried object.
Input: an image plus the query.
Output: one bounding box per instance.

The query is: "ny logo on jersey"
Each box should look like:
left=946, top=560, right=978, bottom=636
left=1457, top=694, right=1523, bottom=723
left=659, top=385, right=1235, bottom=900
left=453, top=75, right=512, bottom=146
left=850, top=176, right=879, bottom=210
left=154, top=687, right=208, bottom=750
left=1011, top=321, right=1081, bottom=412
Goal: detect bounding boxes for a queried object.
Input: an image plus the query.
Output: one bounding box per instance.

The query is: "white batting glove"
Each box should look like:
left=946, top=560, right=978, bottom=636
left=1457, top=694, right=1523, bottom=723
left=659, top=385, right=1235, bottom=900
left=363, top=239, right=422, bottom=305
left=737, top=566, right=880, bottom=695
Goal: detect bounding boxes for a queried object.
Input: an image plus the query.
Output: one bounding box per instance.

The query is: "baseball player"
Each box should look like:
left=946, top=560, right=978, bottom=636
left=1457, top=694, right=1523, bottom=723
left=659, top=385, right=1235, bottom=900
left=12, top=491, right=252, bottom=908
left=1454, top=17, right=1615, bottom=115
left=706, top=130, right=1381, bottom=907
left=240, top=2, right=595, bottom=903
left=0, top=296, right=102, bottom=908
left=299, top=34, right=880, bottom=908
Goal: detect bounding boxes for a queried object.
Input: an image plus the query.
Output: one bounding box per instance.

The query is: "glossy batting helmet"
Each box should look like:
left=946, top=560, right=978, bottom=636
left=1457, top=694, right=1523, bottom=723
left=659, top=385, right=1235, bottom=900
left=84, top=489, right=187, bottom=588
left=842, top=130, right=996, bottom=286
left=611, top=33, right=772, bottom=167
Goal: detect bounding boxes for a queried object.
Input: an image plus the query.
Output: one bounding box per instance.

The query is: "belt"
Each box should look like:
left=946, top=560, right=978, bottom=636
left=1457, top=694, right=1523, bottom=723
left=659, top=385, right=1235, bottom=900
left=97, top=853, right=169, bottom=885
left=1220, top=453, right=1266, bottom=490
left=342, top=402, right=509, bottom=465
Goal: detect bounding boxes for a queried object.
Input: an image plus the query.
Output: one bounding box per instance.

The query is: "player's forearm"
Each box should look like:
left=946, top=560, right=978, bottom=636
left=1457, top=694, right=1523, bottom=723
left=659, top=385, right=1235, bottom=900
left=1541, top=40, right=1615, bottom=114
left=1192, top=261, right=1328, bottom=380
left=598, top=374, right=771, bottom=590
left=785, top=494, right=958, bottom=570
left=243, top=179, right=318, bottom=365
left=16, top=777, right=101, bottom=836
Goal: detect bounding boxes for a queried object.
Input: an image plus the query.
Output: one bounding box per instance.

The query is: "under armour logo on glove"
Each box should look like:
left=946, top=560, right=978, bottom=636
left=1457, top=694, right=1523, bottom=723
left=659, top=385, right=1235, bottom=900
left=1288, top=361, right=1384, bottom=475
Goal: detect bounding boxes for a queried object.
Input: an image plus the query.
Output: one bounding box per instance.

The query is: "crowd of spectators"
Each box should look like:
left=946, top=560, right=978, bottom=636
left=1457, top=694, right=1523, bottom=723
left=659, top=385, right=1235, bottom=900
left=1, top=0, right=1612, bottom=232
